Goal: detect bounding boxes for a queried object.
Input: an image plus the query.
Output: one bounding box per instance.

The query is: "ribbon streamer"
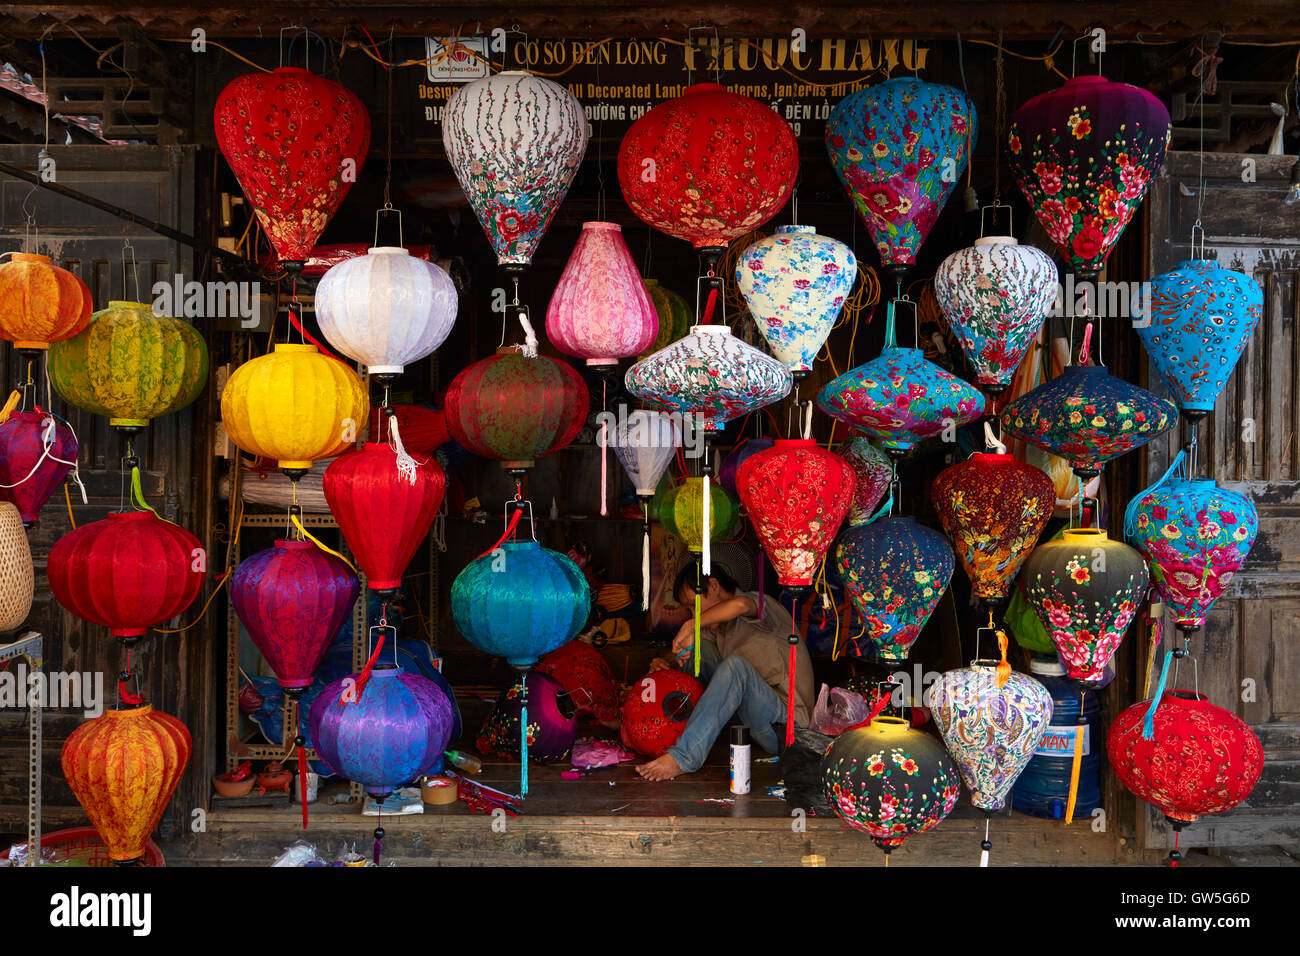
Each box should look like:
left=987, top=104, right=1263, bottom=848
left=291, top=513, right=358, bottom=573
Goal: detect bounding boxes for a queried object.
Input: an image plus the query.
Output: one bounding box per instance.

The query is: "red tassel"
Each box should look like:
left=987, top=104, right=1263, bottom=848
left=785, top=608, right=798, bottom=747
left=341, top=633, right=386, bottom=706
left=700, top=284, right=719, bottom=325
left=118, top=649, right=144, bottom=706
left=298, top=745, right=309, bottom=830
left=476, top=507, right=523, bottom=559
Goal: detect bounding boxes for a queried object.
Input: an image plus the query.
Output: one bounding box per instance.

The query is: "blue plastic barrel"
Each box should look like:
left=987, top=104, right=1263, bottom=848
left=1011, top=656, right=1102, bottom=819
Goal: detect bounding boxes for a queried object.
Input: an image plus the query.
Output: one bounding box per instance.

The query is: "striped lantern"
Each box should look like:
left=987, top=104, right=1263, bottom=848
left=0, top=502, right=34, bottom=633
left=314, top=247, right=458, bottom=378
left=0, top=252, right=92, bottom=350
left=0, top=409, right=78, bottom=527
left=48, top=300, right=208, bottom=433
left=639, top=280, right=692, bottom=360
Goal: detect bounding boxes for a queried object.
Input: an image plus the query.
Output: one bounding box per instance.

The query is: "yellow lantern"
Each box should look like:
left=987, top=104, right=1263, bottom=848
left=49, top=301, right=209, bottom=433
left=221, top=343, right=369, bottom=477
left=0, top=253, right=92, bottom=350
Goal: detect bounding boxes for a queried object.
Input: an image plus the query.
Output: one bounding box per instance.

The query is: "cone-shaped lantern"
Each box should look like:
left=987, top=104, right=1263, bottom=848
left=735, top=225, right=856, bottom=376
left=640, top=280, right=692, bottom=359
left=0, top=502, right=33, bottom=633
left=0, top=252, right=91, bottom=350
left=932, top=453, right=1055, bottom=608
left=611, top=410, right=679, bottom=497
left=61, top=704, right=191, bottom=864
left=843, top=436, right=892, bottom=526
left=547, top=222, right=658, bottom=366
left=214, top=68, right=371, bottom=266
left=826, top=78, right=977, bottom=279
left=443, top=71, right=589, bottom=270
left=0, top=409, right=78, bottom=527
left=1008, top=75, right=1170, bottom=279
left=658, top=478, right=739, bottom=554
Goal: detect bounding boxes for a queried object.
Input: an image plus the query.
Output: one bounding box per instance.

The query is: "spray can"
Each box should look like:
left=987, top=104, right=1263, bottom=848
left=730, top=725, right=751, bottom=795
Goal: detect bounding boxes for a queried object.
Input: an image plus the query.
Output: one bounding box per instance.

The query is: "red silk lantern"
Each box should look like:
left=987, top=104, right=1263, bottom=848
left=444, top=350, right=589, bottom=472
left=61, top=703, right=191, bottom=864
left=48, top=511, right=204, bottom=641
left=366, top=404, right=448, bottom=456
left=537, top=640, right=621, bottom=723
left=620, top=668, right=704, bottom=756
left=213, top=68, right=371, bottom=265
left=931, top=453, right=1055, bottom=608
left=617, top=84, right=798, bottom=254
left=0, top=409, right=78, bottom=526
left=324, top=441, right=445, bottom=591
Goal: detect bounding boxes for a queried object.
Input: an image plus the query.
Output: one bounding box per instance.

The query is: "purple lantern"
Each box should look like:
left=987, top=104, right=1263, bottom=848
left=718, top=437, right=774, bottom=497
left=476, top=670, right=578, bottom=763
left=0, top=409, right=78, bottom=526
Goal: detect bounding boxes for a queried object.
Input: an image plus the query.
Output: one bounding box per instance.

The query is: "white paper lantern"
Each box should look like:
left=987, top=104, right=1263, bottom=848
left=611, top=410, right=679, bottom=497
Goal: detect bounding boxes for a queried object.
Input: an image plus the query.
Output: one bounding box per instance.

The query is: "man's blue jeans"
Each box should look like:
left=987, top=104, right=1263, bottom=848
left=667, top=640, right=784, bottom=773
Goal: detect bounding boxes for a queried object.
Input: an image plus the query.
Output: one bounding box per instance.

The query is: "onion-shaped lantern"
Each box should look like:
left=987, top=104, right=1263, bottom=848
left=0, top=502, right=34, bottom=633
left=477, top=670, right=578, bottom=763
left=0, top=409, right=78, bottom=527
left=842, top=436, right=893, bottom=526
left=640, top=280, right=692, bottom=359
left=621, top=668, right=705, bottom=756
left=658, top=478, right=739, bottom=554
left=48, top=300, right=208, bottom=434
left=0, top=252, right=92, bottom=350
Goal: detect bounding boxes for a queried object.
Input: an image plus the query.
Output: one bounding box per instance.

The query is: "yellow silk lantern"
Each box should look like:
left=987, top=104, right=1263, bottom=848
left=658, top=477, right=738, bottom=553
left=221, top=343, right=369, bottom=474
left=0, top=253, right=92, bottom=350
left=49, top=301, right=208, bottom=432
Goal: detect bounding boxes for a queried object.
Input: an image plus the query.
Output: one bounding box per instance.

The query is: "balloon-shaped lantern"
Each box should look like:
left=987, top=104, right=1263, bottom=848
left=932, top=453, right=1055, bottom=610
left=1021, top=528, right=1148, bottom=683
left=537, top=639, right=621, bottom=723
left=0, top=502, right=34, bottom=633
left=221, top=344, right=370, bottom=480
left=324, top=438, right=446, bottom=593
left=1000, top=365, right=1177, bottom=481
left=0, top=409, right=78, bottom=527
left=315, top=248, right=458, bottom=381
left=835, top=515, right=955, bottom=663
left=1134, top=259, right=1263, bottom=419
left=933, top=236, right=1057, bottom=392
left=214, top=68, right=371, bottom=267
left=842, top=437, right=893, bottom=526
left=735, top=225, right=856, bottom=377
left=477, top=670, right=578, bottom=763
left=444, top=351, right=589, bottom=474
left=47, top=510, right=204, bottom=644
left=822, top=716, right=962, bottom=856
left=0, top=252, right=91, bottom=350
left=617, top=84, right=798, bottom=259
left=611, top=409, right=680, bottom=609
left=1008, top=75, right=1170, bottom=279
left=547, top=222, right=658, bottom=366
left=230, top=540, right=358, bottom=692
left=49, top=301, right=208, bottom=434
left=443, top=71, right=589, bottom=270
left=621, top=667, right=705, bottom=756
left=826, top=78, right=977, bottom=280
left=640, top=280, right=692, bottom=359
left=718, top=437, right=773, bottom=498
left=62, top=705, right=191, bottom=864
left=658, top=478, right=739, bottom=555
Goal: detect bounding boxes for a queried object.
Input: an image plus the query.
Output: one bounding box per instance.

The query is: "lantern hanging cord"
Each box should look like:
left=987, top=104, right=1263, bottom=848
left=155, top=488, right=244, bottom=633
left=968, top=38, right=1068, bottom=81
left=994, top=31, right=1006, bottom=199
left=0, top=408, right=86, bottom=505
left=292, top=513, right=358, bottom=573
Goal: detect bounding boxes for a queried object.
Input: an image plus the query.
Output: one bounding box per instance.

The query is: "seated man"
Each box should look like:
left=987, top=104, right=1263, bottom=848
left=635, top=564, right=815, bottom=782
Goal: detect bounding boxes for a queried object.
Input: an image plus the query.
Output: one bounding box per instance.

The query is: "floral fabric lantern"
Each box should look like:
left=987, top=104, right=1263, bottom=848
left=0, top=502, right=34, bottom=633
left=826, top=78, right=977, bottom=277
left=443, top=71, right=588, bottom=269
left=0, top=252, right=91, bottom=350
left=843, top=437, right=893, bottom=526
left=735, top=225, right=857, bottom=375
left=547, top=222, right=658, bottom=365
left=621, top=668, right=704, bottom=756
left=537, top=640, right=621, bottom=723
left=0, top=409, right=78, bottom=526
left=477, top=670, right=577, bottom=763
left=214, top=68, right=371, bottom=265
left=640, top=280, right=692, bottom=359
left=1008, top=75, right=1170, bottom=278
left=617, top=84, right=798, bottom=254
left=658, top=478, right=738, bottom=554
left=49, top=300, right=208, bottom=432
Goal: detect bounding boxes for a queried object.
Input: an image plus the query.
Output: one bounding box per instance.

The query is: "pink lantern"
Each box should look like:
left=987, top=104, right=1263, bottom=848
left=546, top=222, right=658, bottom=366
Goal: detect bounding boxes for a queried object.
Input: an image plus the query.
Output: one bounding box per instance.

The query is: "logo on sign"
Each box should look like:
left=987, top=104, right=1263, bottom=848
left=1035, top=725, right=1091, bottom=758
left=426, top=37, right=491, bottom=82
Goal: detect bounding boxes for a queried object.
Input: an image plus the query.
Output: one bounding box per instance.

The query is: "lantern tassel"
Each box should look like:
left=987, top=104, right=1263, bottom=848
left=693, top=585, right=702, bottom=678
left=298, top=744, right=309, bottom=830
left=129, top=466, right=160, bottom=518
left=600, top=420, right=608, bottom=517
left=388, top=415, right=418, bottom=486
left=1170, top=830, right=1180, bottom=868
left=1143, top=650, right=1175, bottom=741
left=641, top=521, right=651, bottom=612
left=983, top=420, right=1007, bottom=454
left=785, top=596, right=799, bottom=747
left=0, top=389, right=19, bottom=423
left=373, top=812, right=382, bottom=866
left=1143, top=601, right=1165, bottom=700
left=516, top=310, right=539, bottom=359
left=995, top=630, right=1012, bottom=688
left=980, top=815, right=990, bottom=868
left=519, top=674, right=529, bottom=796
left=757, top=548, right=765, bottom=621
left=701, top=475, right=711, bottom=575
left=1065, top=688, right=1087, bottom=825
left=292, top=513, right=358, bottom=573
left=342, top=633, right=386, bottom=707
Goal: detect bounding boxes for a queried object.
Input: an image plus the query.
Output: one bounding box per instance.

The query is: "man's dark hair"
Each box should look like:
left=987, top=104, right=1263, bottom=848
left=674, top=562, right=740, bottom=602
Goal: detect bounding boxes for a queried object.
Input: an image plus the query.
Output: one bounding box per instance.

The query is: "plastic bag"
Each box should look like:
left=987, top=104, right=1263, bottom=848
left=271, top=840, right=325, bottom=867
left=809, top=683, right=871, bottom=736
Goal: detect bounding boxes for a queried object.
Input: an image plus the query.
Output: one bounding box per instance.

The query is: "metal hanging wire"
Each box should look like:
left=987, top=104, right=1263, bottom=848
left=121, top=238, right=140, bottom=302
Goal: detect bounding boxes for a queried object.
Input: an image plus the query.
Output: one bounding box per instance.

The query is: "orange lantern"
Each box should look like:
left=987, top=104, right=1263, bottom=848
left=0, top=253, right=92, bottom=350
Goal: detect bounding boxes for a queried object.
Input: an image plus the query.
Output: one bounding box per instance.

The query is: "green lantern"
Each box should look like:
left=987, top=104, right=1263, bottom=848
left=49, top=301, right=208, bottom=434
left=639, top=279, right=692, bottom=360
left=658, top=477, right=738, bottom=554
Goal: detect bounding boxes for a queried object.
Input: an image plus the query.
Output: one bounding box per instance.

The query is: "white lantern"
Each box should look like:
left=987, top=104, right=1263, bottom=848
left=315, top=247, right=458, bottom=377
left=611, top=410, right=679, bottom=497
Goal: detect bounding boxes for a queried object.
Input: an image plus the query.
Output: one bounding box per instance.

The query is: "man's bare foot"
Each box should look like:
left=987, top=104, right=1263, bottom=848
left=636, top=753, right=684, bottom=781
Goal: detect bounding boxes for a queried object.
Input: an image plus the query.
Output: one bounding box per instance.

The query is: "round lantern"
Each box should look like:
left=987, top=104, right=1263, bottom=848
left=625, top=325, right=793, bottom=433
left=547, top=222, right=658, bottom=366
left=214, top=68, right=371, bottom=266
left=47, top=511, right=205, bottom=642
left=314, top=248, right=458, bottom=379
left=477, top=670, right=578, bottom=763
left=933, top=237, right=1058, bottom=389
left=309, top=665, right=455, bottom=797
left=617, top=83, right=798, bottom=256
left=621, top=668, right=704, bottom=756
left=999, top=364, right=1177, bottom=479
left=1134, top=259, right=1263, bottom=417
left=443, top=71, right=589, bottom=270
left=640, top=279, right=692, bottom=359
left=0, top=252, right=92, bottom=350
left=1107, top=690, right=1263, bottom=832
left=826, top=78, right=977, bottom=278
left=537, top=639, right=621, bottom=723
left=444, top=350, right=589, bottom=473
left=611, top=409, right=679, bottom=497
left=735, top=225, right=857, bottom=376
left=0, top=409, right=78, bottom=526
left=1021, top=528, right=1149, bottom=684
left=658, top=478, right=739, bottom=554
left=1008, top=75, right=1171, bottom=279
left=821, top=716, right=962, bottom=854
left=735, top=439, right=854, bottom=586
left=366, top=403, right=448, bottom=455
left=718, top=436, right=774, bottom=497
left=835, top=515, right=955, bottom=663
left=220, top=343, right=370, bottom=478
left=1124, top=471, right=1258, bottom=633
left=323, top=441, right=446, bottom=592
left=931, top=661, right=1053, bottom=811
left=0, top=502, right=34, bottom=633
left=61, top=704, right=191, bottom=864
left=931, top=453, right=1055, bottom=607
left=48, top=300, right=208, bottom=433
left=451, top=540, right=590, bottom=668
left=842, top=437, right=892, bottom=526
left=230, top=540, right=358, bottom=692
